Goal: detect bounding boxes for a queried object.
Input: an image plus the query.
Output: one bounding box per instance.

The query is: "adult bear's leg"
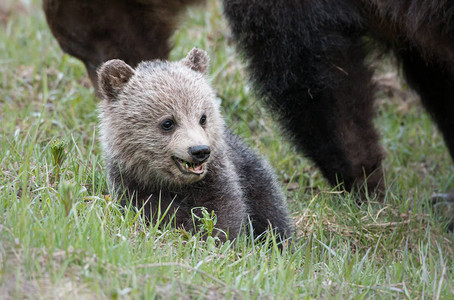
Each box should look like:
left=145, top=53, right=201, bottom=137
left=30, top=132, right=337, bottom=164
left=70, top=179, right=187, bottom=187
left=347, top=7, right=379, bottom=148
left=399, top=49, right=454, bottom=162
left=399, top=48, right=454, bottom=228
left=223, top=0, right=384, bottom=192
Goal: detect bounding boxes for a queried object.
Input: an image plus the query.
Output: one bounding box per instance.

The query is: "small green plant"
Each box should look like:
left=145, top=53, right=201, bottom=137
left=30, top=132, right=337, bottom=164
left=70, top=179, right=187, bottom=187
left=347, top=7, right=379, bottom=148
left=191, top=207, right=226, bottom=240
left=57, top=180, right=75, bottom=216
left=49, top=138, right=67, bottom=184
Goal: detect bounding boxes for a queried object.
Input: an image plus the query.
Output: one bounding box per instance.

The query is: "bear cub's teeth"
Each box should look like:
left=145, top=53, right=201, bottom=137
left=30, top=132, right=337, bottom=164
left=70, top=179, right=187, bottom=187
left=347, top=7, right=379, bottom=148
left=173, top=157, right=205, bottom=175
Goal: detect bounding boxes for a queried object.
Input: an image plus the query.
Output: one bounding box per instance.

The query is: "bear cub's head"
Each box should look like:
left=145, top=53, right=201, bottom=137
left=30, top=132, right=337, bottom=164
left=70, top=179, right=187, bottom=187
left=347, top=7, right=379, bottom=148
left=98, top=48, right=224, bottom=187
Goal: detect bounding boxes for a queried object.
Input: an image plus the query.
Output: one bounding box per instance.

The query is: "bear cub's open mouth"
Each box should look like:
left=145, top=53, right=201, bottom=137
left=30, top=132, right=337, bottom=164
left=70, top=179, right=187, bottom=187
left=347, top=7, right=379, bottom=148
left=172, top=156, right=205, bottom=175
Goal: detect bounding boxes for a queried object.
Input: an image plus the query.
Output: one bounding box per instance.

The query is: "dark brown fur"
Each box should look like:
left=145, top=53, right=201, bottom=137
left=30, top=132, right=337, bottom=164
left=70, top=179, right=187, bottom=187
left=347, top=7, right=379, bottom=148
left=43, top=0, right=204, bottom=92
left=223, top=0, right=454, bottom=196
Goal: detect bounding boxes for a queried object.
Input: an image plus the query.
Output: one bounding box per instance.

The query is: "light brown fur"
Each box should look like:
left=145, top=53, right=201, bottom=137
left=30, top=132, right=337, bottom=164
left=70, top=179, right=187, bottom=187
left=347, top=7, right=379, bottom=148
left=99, top=49, right=222, bottom=188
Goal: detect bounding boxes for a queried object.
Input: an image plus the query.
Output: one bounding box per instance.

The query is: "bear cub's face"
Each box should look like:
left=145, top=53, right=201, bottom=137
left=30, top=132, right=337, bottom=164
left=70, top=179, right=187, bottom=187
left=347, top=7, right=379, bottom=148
left=98, top=49, right=224, bottom=186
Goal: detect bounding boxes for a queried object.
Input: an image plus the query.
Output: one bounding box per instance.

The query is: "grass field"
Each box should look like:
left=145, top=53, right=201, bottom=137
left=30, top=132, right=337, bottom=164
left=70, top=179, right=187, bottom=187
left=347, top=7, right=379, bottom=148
left=1, top=0, right=453, bottom=298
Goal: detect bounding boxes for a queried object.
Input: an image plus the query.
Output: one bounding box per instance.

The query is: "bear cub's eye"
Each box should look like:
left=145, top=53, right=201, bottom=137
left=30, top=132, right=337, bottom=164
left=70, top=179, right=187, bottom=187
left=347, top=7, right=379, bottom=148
left=161, top=119, right=175, bottom=131
left=200, top=114, right=207, bottom=126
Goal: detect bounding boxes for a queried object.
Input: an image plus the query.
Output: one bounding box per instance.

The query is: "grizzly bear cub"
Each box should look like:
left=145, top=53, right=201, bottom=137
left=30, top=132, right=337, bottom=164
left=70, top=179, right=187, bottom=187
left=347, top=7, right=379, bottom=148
left=97, top=48, right=294, bottom=242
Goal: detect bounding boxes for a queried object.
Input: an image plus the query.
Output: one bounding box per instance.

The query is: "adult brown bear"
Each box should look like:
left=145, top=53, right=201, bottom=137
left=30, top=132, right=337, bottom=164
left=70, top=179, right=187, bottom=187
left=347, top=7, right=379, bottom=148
left=43, top=0, right=454, bottom=202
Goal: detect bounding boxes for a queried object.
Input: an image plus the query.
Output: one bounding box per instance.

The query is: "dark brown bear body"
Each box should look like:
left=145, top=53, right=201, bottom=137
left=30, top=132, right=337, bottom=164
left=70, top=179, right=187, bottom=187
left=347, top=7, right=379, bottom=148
left=223, top=0, right=454, bottom=195
left=98, top=49, right=294, bottom=242
left=43, top=0, right=204, bottom=92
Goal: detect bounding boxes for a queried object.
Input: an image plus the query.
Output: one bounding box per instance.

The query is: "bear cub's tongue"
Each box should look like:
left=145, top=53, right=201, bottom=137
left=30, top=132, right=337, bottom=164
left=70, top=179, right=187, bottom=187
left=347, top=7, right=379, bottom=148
left=184, top=162, right=204, bottom=175
left=192, top=164, right=204, bottom=174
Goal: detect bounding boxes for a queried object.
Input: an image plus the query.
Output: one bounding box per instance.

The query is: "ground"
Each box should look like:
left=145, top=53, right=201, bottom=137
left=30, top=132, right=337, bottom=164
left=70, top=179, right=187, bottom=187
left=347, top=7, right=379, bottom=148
left=0, top=0, right=453, bottom=298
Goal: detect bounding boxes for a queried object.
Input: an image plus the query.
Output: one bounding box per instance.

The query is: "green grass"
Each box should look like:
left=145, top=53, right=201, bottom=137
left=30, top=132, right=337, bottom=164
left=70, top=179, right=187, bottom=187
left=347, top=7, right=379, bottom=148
left=1, top=1, right=453, bottom=298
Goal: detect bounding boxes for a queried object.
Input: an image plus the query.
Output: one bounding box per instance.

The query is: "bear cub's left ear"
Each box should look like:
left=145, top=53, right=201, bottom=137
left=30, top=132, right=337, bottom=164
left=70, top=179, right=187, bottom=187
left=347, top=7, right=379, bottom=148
left=97, top=59, right=135, bottom=100
left=181, top=48, right=209, bottom=74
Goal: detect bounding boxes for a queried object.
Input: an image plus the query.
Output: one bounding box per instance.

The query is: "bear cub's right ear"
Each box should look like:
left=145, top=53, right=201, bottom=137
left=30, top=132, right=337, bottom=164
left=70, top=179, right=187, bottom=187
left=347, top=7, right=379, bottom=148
left=97, top=59, right=135, bottom=100
left=181, top=48, right=209, bottom=74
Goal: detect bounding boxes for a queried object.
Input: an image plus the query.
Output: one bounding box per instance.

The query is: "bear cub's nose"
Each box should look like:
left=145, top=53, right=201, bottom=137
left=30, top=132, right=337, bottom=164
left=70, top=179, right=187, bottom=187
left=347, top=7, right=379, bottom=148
left=189, top=145, right=211, bottom=163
